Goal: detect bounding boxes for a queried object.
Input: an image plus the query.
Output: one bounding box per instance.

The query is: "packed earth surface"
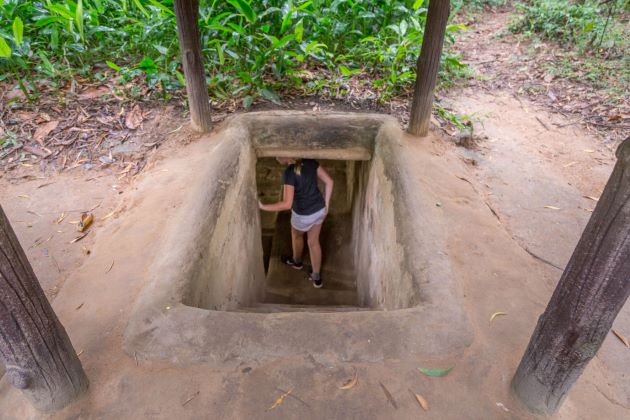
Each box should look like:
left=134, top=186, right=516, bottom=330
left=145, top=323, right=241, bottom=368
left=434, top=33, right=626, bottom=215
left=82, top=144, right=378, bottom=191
left=1, top=4, right=629, bottom=420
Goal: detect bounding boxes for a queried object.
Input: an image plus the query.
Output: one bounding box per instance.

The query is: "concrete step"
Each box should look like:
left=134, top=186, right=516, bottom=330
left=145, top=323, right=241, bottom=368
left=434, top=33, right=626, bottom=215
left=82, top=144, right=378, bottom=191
left=263, top=287, right=358, bottom=306
left=237, top=303, right=370, bottom=313
left=264, top=211, right=360, bottom=306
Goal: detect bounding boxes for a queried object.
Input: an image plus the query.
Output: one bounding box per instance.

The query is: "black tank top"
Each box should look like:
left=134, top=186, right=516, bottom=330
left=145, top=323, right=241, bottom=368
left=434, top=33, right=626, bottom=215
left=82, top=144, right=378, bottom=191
left=282, top=159, right=326, bottom=216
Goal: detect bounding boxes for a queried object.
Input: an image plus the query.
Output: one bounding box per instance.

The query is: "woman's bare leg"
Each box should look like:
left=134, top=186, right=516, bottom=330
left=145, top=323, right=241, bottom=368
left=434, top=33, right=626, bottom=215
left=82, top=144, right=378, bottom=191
left=291, top=227, right=304, bottom=262
left=307, top=223, right=323, bottom=274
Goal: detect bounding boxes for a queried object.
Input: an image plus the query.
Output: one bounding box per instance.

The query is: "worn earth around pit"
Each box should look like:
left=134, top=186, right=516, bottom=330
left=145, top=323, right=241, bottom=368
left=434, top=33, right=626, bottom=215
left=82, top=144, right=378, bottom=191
left=0, top=4, right=629, bottom=420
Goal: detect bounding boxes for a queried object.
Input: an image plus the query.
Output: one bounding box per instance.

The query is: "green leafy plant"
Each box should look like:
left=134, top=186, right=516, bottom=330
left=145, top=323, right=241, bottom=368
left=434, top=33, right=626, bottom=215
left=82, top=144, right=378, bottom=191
left=0, top=0, right=470, bottom=105
left=510, top=0, right=628, bottom=52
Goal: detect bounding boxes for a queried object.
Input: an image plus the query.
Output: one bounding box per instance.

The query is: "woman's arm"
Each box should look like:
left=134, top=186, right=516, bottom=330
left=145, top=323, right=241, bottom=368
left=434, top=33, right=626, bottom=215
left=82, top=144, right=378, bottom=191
left=317, top=165, right=334, bottom=213
left=259, top=185, right=295, bottom=212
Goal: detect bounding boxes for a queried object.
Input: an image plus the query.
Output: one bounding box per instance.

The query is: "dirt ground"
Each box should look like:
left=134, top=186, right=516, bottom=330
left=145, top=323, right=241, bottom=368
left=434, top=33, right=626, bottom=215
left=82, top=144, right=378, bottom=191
left=1, top=6, right=629, bottom=420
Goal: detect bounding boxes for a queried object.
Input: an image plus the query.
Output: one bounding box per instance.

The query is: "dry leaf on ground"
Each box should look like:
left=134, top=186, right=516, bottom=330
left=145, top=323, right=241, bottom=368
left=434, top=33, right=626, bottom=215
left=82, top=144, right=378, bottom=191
left=413, top=392, right=429, bottom=411
left=490, top=311, right=508, bottom=322
left=102, top=210, right=116, bottom=220
left=78, top=86, right=110, bottom=100
left=544, top=205, right=561, bottom=210
left=33, top=120, right=59, bottom=144
left=70, top=231, right=89, bottom=244
left=55, top=212, right=66, bottom=224
left=378, top=382, right=398, bottom=409
left=612, top=330, right=630, bottom=348
left=125, top=104, right=144, bottom=130
left=583, top=195, right=600, bottom=202
left=339, top=371, right=358, bottom=390
left=105, top=260, right=115, bottom=274
left=267, top=389, right=292, bottom=411
left=78, top=213, right=94, bottom=232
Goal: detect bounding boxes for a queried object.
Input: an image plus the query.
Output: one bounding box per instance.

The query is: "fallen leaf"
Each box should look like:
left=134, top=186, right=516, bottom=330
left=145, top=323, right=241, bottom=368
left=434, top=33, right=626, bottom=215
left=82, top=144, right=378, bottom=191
left=102, top=210, right=115, bottom=220
left=583, top=195, right=599, bottom=202
left=544, top=206, right=561, bottom=210
left=612, top=330, right=630, bottom=348
left=378, top=382, right=398, bottom=409
left=339, top=371, right=358, bottom=390
left=105, top=260, right=115, bottom=274
left=125, top=104, right=144, bottom=130
left=267, top=389, right=292, bottom=411
left=490, top=311, right=508, bottom=322
left=78, top=86, right=110, bottom=100
left=418, top=367, right=453, bottom=377
left=70, top=231, right=89, bottom=244
left=55, top=212, right=66, bottom=224
left=23, top=145, right=51, bottom=158
left=33, top=120, right=59, bottom=144
left=78, top=213, right=94, bottom=232
left=29, top=237, right=44, bottom=249
left=182, top=391, right=200, bottom=406
left=413, top=393, right=429, bottom=411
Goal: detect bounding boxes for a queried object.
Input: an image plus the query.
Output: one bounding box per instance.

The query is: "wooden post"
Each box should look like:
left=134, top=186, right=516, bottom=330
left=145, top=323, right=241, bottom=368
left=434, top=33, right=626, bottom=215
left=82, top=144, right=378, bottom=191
left=512, top=137, right=630, bottom=414
left=408, top=0, right=450, bottom=137
left=174, top=0, right=212, bottom=132
left=0, top=205, right=88, bottom=411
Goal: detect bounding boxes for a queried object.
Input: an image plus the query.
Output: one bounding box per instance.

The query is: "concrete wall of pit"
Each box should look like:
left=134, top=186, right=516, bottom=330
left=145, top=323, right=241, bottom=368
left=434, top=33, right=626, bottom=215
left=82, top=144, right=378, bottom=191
left=181, top=114, right=423, bottom=311
left=124, top=112, right=471, bottom=364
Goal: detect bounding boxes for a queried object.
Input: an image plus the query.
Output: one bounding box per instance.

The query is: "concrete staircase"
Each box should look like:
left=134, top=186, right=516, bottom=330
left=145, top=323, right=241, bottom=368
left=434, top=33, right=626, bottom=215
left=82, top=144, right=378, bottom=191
left=259, top=212, right=361, bottom=310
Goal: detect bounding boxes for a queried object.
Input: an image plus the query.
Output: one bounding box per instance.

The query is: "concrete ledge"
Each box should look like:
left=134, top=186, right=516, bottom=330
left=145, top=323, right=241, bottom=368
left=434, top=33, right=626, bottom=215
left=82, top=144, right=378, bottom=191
left=124, top=112, right=473, bottom=365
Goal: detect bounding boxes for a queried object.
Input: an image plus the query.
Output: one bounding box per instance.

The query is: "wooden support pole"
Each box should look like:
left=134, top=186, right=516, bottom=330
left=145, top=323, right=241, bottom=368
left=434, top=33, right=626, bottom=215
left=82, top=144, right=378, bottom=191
left=0, top=205, right=88, bottom=411
left=512, top=137, right=630, bottom=414
left=408, top=0, right=450, bottom=137
left=174, top=0, right=212, bottom=132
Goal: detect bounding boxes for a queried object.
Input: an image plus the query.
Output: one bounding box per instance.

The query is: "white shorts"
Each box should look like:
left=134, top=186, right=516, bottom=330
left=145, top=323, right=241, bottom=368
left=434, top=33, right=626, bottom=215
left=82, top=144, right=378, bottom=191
left=291, top=208, right=326, bottom=232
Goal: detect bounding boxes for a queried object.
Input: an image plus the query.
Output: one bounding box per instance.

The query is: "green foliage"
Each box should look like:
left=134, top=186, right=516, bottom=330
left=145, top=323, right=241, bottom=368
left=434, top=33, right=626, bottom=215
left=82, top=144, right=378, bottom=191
left=0, top=0, right=467, bottom=104
left=510, top=0, right=628, bottom=52
left=452, top=0, right=507, bottom=12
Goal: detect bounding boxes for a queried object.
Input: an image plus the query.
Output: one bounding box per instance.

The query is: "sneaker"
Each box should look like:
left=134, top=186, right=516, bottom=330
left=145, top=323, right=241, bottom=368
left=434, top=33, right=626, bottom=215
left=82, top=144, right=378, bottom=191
left=309, top=271, right=323, bottom=288
left=281, top=255, right=303, bottom=270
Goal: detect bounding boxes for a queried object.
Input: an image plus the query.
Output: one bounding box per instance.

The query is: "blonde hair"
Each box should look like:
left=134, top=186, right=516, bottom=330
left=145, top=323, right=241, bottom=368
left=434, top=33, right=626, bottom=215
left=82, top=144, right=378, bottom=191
left=294, top=158, right=303, bottom=175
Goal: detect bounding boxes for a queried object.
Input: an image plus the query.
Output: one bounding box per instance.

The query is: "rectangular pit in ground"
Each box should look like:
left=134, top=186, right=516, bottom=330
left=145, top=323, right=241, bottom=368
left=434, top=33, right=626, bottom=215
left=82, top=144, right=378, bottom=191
left=256, top=158, right=366, bottom=308
left=179, top=115, right=420, bottom=312
left=124, top=112, right=472, bottom=364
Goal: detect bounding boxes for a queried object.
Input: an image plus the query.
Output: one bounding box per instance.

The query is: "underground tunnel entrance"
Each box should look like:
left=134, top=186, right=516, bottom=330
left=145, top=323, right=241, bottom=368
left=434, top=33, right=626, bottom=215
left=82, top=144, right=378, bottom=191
left=256, top=158, right=366, bottom=310
left=125, top=112, right=472, bottom=364
left=177, top=114, right=424, bottom=314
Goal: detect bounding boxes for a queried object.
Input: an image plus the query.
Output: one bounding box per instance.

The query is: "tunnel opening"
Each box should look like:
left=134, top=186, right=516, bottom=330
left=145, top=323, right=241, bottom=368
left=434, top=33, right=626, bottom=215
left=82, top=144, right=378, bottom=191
left=174, top=113, right=425, bottom=314
left=126, top=112, right=472, bottom=363
left=255, top=158, right=367, bottom=311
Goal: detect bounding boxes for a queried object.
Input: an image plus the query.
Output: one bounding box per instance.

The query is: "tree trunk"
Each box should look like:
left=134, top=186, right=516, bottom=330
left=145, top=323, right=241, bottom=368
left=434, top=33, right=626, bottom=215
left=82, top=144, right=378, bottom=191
left=174, top=0, right=212, bottom=132
left=512, top=137, right=630, bottom=414
left=408, top=0, right=450, bottom=137
left=0, top=205, right=88, bottom=411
